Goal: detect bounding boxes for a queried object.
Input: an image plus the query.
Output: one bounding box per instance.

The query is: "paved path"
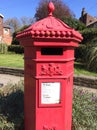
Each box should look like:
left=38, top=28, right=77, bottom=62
left=0, top=74, right=24, bottom=87
left=0, top=74, right=97, bottom=94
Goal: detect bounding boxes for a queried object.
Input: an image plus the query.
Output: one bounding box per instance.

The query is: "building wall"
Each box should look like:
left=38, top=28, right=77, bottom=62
left=87, top=21, right=97, bottom=28
left=85, top=14, right=97, bottom=26
left=0, top=14, right=12, bottom=45
left=0, top=15, right=4, bottom=41
left=3, top=27, right=12, bottom=45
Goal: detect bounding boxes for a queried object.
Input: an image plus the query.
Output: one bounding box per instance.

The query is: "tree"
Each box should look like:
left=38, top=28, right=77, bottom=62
left=12, top=25, right=30, bottom=45
left=21, top=16, right=35, bottom=26
left=4, top=17, right=34, bottom=45
left=4, top=16, right=35, bottom=34
left=35, top=0, right=75, bottom=21
left=4, top=18, right=21, bottom=33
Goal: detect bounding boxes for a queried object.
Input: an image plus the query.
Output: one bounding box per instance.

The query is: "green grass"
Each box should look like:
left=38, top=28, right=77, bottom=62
left=0, top=53, right=24, bottom=68
left=0, top=53, right=97, bottom=77
left=74, top=62, right=97, bottom=77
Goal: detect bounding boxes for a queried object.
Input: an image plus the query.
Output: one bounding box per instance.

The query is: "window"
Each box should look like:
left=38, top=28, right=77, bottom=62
left=4, top=28, right=9, bottom=34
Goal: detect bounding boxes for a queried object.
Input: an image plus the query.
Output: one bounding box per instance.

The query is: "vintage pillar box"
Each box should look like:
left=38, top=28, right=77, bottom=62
left=17, top=2, right=83, bottom=130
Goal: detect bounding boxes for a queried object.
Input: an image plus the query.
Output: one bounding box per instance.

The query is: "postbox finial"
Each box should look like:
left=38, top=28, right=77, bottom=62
left=48, top=2, right=55, bottom=16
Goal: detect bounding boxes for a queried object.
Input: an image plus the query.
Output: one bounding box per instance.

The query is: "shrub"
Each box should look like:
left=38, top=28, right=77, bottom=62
left=0, top=81, right=24, bottom=130
left=62, top=17, right=86, bottom=30
left=11, top=32, right=20, bottom=45
left=85, top=44, right=97, bottom=72
left=8, top=45, right=24, bottom=54
left=73, top=88, right=97, bottom=130
left=0, top=81, right=97, bottom=130
left=12, top=25, right=30, bottom=45
left=12, top=38, right=20, bottom=45
left=80, top=28, right=97, bottom=45
left=79, top=28, right=97, bottom=72
left=0, top=43, right=8, bottom=54
left=75, top=44, right=86, bottom=62
left=76, top=28, right=97, bottom=63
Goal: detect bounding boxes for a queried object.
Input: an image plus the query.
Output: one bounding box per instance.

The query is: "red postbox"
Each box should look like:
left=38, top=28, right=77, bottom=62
left=17, top=2, right=83, bottom=130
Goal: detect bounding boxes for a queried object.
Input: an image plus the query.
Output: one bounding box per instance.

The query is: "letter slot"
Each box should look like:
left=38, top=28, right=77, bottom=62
left=41, top=47, right=63, bottom=55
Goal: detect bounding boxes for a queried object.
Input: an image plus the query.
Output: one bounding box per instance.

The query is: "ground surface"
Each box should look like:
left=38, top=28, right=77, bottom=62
left=0, top=74, right=97, bottom=94
left=0, top=74, right=24, bottom=87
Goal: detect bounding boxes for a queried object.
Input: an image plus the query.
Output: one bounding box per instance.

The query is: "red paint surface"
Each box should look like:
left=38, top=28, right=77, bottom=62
left=17, top=2, right=83, bottom=130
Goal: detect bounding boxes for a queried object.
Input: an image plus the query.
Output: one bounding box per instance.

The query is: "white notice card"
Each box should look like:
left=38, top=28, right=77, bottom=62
left=41, top=82, right=61, bottom=104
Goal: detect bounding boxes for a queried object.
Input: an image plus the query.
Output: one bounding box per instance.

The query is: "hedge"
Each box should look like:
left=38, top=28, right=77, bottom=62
left=80, top=28, right=97, bottom=45
left=84, top=43, right=97, bottom=72
left=0, top=43, right=8, bottom=54
left=75, top=28, right=97, bottom=62
left=8, top=45, right=24, bottom=54
left=11, top=25, right=30, bottom=45
left=75, top=44, right=86, bottom=62
left=62, top=17, right=86, bottom=31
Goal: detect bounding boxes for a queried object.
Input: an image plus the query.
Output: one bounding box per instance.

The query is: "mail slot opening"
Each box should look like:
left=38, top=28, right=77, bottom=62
left=41, top=48, right=63, bottom=55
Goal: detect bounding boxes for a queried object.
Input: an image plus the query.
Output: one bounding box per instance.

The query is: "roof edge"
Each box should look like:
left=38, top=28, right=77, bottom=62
left=0, top=14, right=4, bottom=18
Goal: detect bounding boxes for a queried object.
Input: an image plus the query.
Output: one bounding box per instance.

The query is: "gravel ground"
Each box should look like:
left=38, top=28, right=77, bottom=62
left=74, top=85, right=97, bottom=95
left=0, top=74, right=24, bottom=87
left=0, top=74, right=97, bottom=95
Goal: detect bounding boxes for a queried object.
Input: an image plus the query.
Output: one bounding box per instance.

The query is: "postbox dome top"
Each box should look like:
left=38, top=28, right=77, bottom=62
left=17, top=2, right=83, bottom=42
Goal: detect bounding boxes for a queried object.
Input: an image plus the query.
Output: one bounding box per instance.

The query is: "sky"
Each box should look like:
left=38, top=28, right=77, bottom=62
left=0, top=0, right=97, bottom=21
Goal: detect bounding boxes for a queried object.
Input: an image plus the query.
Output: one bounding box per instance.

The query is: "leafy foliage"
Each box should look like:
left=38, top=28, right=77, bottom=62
left=12, top=25, right=30, bottom=45
left=75, top=44, right=86, bottom=62
left=85, top=44, right=97, bottom=72
left=73, top=88, right=97, bottom=130
left=80, top=28, right=97, bottom=44
left=0, top=81, right=24, bottom=130
left=8, top=45, right=24, bottom=54
left=62, top=17, right=86, bottom=30
left=12, top=32, right=20, bottom=45
left=76, top=28, right=97, bottom=72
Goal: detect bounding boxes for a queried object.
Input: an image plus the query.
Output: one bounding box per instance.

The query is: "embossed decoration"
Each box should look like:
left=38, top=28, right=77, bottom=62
left=40, top=63, right=63, bottom=76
